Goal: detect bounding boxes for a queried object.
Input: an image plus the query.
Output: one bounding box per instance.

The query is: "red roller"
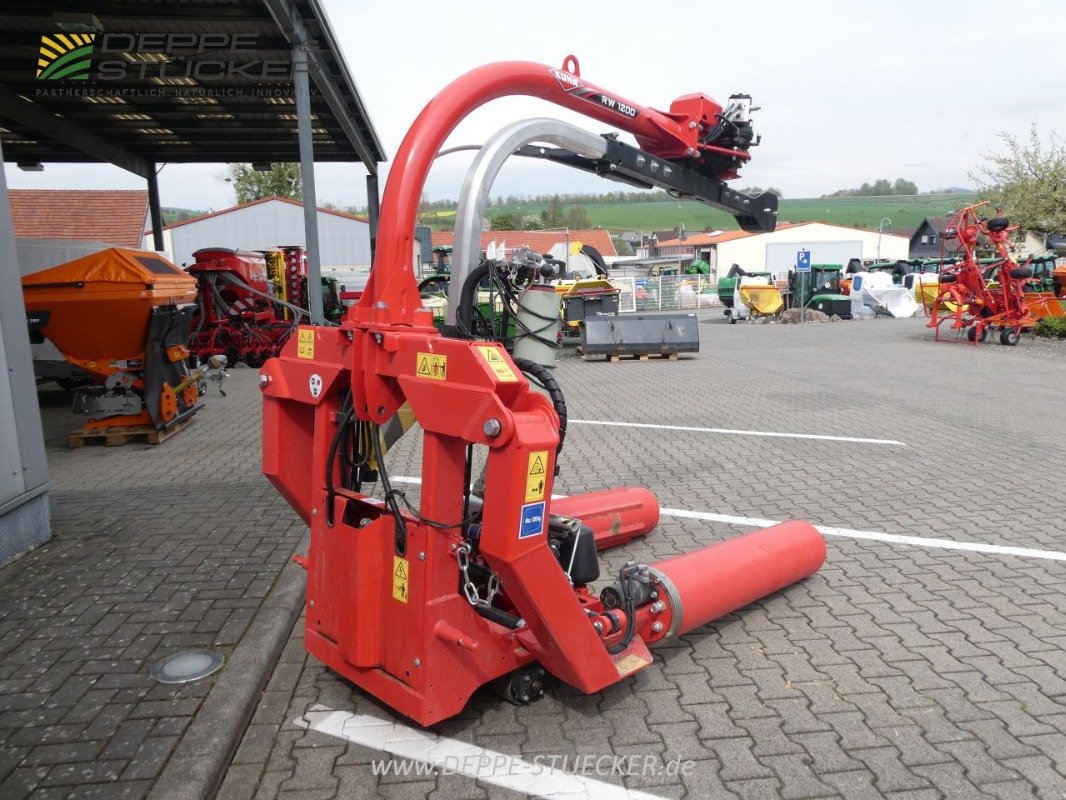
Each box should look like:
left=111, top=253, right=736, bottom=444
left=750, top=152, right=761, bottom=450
left=649, top=521, right=825, bottom=637
left=549, top=487, right=659, bottom=551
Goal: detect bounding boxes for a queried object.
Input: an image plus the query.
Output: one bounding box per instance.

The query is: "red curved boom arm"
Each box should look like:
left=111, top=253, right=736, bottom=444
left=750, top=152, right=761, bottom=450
left=356, top=58, right=734, bottom=326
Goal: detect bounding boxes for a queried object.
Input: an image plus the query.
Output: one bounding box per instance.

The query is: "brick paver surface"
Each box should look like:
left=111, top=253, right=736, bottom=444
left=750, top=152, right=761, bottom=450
left=222, top=316, right=1066, bottom=800
left=0, top=368, right=305, bottom=799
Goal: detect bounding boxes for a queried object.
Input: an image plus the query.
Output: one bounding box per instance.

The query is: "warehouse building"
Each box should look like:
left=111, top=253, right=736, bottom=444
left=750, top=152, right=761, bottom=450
left=652, top=221, right=910, bottom=276
left=161, top=196, right=371, bottom=268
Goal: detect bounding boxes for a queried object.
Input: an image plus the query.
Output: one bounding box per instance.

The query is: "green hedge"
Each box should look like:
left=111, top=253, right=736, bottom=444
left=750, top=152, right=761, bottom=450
left=1035, top=317, right=1066, bottom=338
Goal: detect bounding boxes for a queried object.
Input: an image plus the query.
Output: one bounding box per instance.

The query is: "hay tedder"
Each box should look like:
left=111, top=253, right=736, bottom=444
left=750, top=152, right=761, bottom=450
left=261, top=57, right=825, bottom=726
left=928, top=202, right=1035, bottom=345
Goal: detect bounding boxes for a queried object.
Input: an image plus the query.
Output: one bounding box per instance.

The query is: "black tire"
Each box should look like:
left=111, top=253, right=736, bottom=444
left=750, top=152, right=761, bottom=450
left=999, top=329, right=1020, bottom=346
left=729, top=316, right=737, bottom=325
left=580, top=245, right=608, bottom=276
left=966, top=326, right=988, bottom=343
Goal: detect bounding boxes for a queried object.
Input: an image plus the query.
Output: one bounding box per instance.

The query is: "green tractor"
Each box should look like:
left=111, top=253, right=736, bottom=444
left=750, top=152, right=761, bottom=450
left=417, top=245, right=453, bottom=296
left=789, top=264, right=851, bottom=318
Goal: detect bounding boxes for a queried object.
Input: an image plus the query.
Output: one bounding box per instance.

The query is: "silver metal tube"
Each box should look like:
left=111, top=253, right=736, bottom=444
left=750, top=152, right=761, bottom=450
left=294, top=42, right=324, bottom=325
left=447, top=119, right=608, bottom=325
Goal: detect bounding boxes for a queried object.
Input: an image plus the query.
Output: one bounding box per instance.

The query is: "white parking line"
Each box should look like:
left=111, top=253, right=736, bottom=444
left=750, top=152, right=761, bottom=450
left=389, top=476, right=1064, bottom=562
left=568, top=419, right=906, bottom=447
left=295, top=705, right=669, bottom=800
left=661, top=507, right=1066, bottom=562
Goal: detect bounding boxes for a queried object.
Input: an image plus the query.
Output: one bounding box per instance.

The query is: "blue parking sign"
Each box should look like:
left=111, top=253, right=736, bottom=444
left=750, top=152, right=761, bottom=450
left=797, top=250, right=811, bottom=272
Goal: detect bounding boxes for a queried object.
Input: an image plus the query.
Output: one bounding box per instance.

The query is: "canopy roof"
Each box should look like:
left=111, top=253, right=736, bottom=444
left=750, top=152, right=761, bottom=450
left=0, top=0, right=385, bottom=177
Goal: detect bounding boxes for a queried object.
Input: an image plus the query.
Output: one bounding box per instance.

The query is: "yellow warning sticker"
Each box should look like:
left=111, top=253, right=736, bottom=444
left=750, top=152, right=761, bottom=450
left=614, top=653, right=650, bottom=677
left=297, top=328, right=315, bottom=360
left=392, top=556, right=409, bottom=604
left=475, top=345, right=518, bottom=382
left=525, top=450, right=549, bottom=502
left=415, top=352, right=448, bottom=381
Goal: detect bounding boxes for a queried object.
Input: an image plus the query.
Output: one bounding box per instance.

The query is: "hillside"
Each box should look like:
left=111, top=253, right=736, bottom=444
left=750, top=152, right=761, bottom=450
left=458, top=193, right=979, bottom=234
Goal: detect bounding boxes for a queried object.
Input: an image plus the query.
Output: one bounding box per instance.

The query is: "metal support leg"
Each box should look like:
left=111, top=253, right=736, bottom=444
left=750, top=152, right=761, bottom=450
left=147, top=163, right=164, bottom=252
left=366, top=173, right=380, bottom=264
left=294, top=42, right=324, bottom=325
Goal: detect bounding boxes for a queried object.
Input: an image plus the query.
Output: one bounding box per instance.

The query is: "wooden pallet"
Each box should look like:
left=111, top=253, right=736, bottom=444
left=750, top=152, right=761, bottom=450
left=587, top=352, right=679, bottom=363
left=67, top=416, right=195, bottom=448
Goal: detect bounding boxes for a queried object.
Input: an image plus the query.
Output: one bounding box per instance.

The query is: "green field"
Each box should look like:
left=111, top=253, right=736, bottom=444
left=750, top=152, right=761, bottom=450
left=481, top=193, right=978, bottom=234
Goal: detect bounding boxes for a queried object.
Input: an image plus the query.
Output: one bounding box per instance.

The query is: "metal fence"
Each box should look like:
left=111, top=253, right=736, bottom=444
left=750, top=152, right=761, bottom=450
left=608, top=275, right=722, bottom=313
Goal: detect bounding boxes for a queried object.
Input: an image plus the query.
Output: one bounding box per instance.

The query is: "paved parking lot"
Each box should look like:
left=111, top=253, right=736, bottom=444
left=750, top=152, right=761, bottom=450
left=219, top=316, right=1066, bottom=800
left=0, top=367, right=305, bottom=800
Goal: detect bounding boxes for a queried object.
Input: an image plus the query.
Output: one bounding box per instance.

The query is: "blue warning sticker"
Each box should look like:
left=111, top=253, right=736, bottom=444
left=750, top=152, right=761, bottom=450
left=518, top=501, right=546, bottom=539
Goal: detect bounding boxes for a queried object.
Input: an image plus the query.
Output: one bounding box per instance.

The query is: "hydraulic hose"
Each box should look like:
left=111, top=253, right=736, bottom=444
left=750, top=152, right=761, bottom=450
left=455, top=262, right=494, bottom=339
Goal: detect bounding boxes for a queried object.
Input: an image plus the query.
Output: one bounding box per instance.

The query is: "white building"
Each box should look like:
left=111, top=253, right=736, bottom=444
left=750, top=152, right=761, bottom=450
left=654, top=221, right=910, bottom=278
left=160, top=196, right=371, bottom=268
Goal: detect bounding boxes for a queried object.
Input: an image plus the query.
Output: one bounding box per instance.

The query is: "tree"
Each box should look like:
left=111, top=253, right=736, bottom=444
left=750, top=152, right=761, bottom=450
left=972, top=126, right=1066, bottom=232
left=225, top=162, right=301, bottom=203
left=542, top=195, right=566, bottom=228
left=490, top=213, right=517, bottom=231
left=892, top=178, right=918, bottom=195
left=523, top=217, right=544, bottom=230
left=822, top=178, right=919, bottom=198
left=567, top=206, right=591, bottom=229
left=738, top=186, right=783, bottom=198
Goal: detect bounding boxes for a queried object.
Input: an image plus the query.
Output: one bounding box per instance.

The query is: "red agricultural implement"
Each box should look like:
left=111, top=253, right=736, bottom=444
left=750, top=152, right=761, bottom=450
left=187, top=247, right=294, bottom=368
left=928, top=202, right=1035, bottom=345
left=186, top=245, right=346, bottom=367
left=260, top=57, right=825, bottom=726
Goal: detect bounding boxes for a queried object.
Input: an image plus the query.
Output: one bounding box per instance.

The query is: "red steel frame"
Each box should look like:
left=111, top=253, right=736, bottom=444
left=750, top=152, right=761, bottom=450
left=261, top=58, right=823, bottom=726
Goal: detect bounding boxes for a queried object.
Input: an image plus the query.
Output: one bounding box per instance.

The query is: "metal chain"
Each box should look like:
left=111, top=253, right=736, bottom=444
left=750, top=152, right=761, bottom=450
left=456, top=543, right=501, bottom=607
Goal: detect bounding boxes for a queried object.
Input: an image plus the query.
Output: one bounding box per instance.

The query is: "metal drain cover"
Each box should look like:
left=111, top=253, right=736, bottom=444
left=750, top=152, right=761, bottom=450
left=149, top=649, right=224, bottom=684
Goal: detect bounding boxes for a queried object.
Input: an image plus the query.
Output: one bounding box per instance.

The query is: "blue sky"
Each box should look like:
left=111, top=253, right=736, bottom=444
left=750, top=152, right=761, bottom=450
left=6, top=0, right=1065, bottom=211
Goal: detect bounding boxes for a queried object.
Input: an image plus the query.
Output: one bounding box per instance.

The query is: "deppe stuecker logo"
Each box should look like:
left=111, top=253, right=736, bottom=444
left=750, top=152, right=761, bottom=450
left=36, top=33, right=96, bottom=80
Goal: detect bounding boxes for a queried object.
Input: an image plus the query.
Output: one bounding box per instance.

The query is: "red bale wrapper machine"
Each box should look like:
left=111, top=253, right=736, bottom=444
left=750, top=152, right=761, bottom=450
left=261, top=58, right=826, bottom=726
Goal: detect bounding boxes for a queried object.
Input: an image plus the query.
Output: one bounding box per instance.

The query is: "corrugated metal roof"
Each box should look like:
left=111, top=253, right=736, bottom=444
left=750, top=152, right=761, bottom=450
left=160, top=195, right=367, bottom=230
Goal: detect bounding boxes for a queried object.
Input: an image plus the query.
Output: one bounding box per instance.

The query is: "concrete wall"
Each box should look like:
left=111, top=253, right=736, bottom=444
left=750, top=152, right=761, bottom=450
left=718, top=223, right=910, bottom=271
left=164, top=200, right=371, bottom=268
left=0, top=143, right=51, bottom=564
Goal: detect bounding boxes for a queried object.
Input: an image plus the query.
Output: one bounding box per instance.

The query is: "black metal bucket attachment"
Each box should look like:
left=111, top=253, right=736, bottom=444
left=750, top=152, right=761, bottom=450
left=580, top=314, right=700, bottom=359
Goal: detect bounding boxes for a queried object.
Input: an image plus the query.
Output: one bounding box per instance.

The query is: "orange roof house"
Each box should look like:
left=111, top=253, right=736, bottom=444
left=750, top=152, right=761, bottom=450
left=11, top=189, right=149, bottom=248
left=430, top=229, right=617, bottom=257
